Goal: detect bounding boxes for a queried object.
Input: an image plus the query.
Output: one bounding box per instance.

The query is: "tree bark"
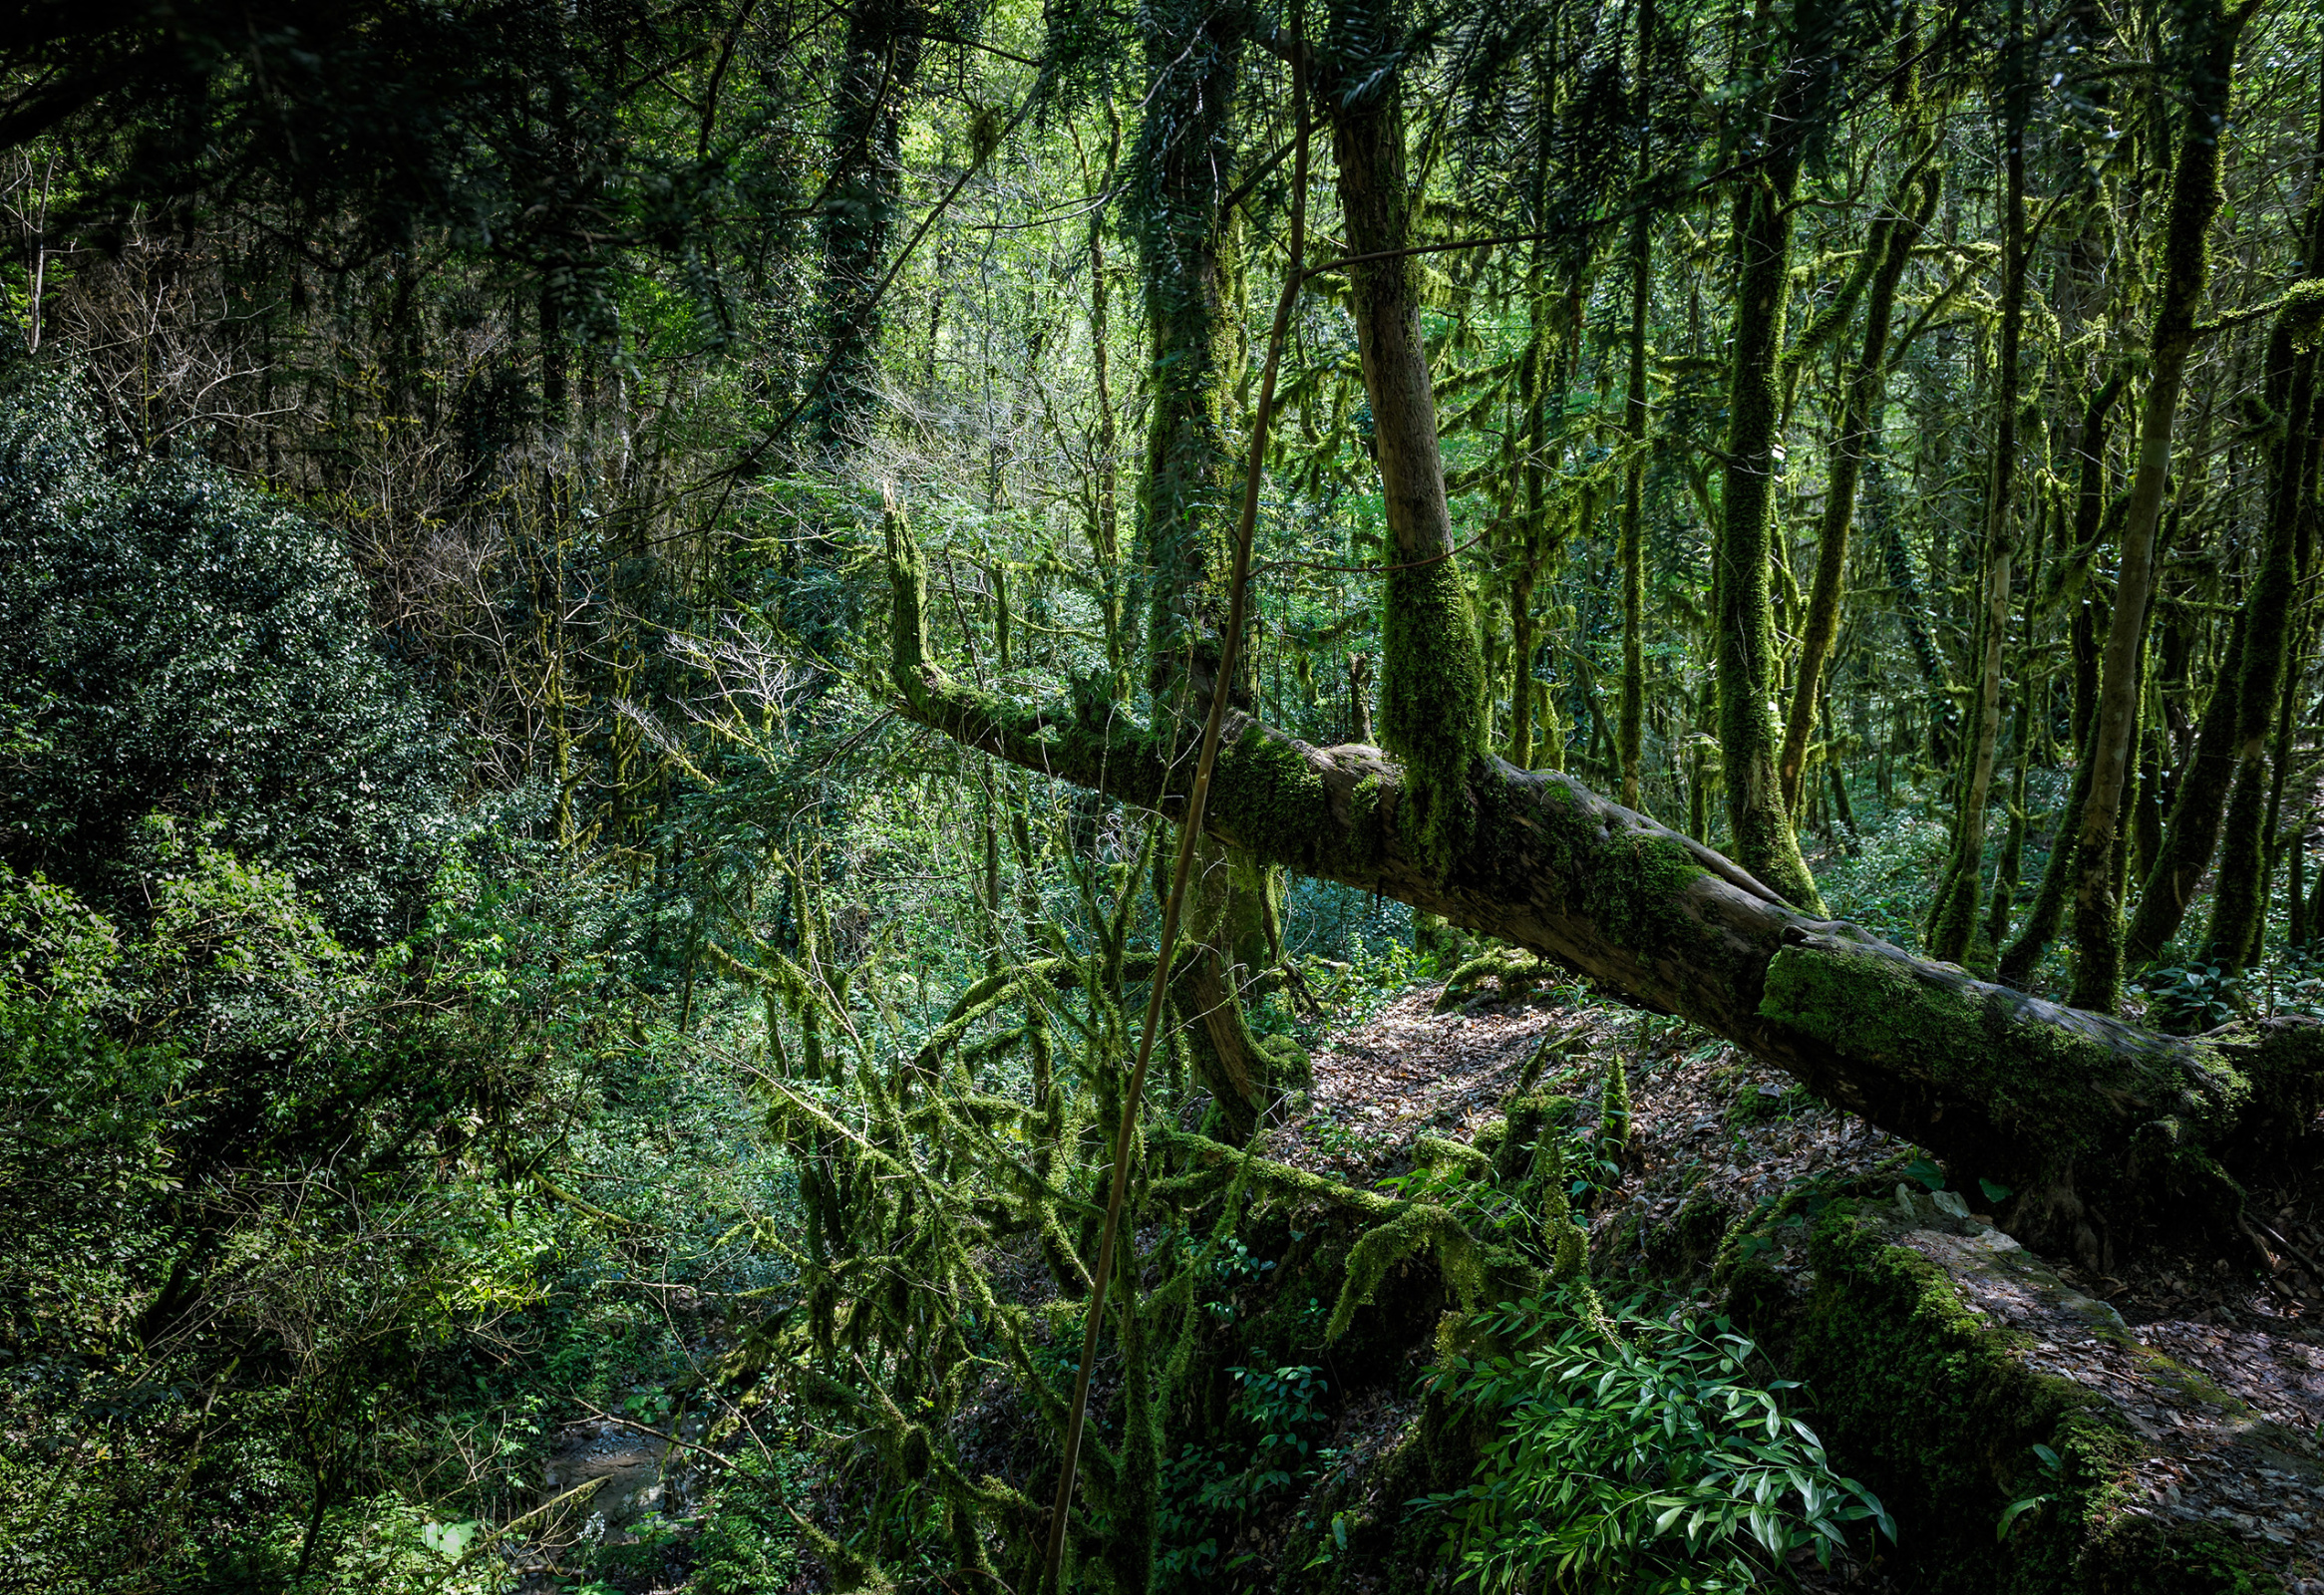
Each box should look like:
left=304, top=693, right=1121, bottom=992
left=1324, top=5, right=1491, bottom=866
left=1984, top=495, right=2051, bottom=951
left=2070, top=0, right=2252, bottom=1012
left=1998, top=373, right=2126, bottom=985
left=883, top=507, right=2323, bottom=1269
left=2199, top=290, right=2324, bottom=970
left=2123, top=610, right=2247, bottom=963
left=1719, top=163, right=1826, bottom=913
left=1617, top=0, right=1655, bottom=812
left=1126, top=2, right=1296, bottom=1126
left=815, top=0, right=925, bottom=458
left=1929, top=64, right=2027, bottom=965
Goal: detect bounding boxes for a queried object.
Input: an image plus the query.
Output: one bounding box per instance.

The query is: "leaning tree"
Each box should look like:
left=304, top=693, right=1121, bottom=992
left=878, top=0, right=2321, bottom=1273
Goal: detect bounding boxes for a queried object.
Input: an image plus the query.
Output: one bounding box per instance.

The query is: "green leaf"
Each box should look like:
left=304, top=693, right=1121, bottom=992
left=1997, top=1494, right=2049, bottom=1540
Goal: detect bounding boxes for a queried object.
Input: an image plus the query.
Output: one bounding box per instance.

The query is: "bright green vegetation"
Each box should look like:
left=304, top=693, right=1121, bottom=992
left=1424, top=1289, right=1893, bottom=1594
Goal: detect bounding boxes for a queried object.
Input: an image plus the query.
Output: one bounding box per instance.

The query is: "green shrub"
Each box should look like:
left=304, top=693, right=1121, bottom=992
left=1422, top=1289, right=1893, bottom=1592
left=0, top=373, right=451, bottom=946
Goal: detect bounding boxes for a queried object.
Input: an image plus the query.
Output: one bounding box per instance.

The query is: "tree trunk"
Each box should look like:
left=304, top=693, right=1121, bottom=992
left=2070, top=0, right=2251, bottom=1013
left=1866, top=458, right=1955, bottom=768
left=2123, top=610, right=2247, bottom=963
left=1718, top=163, right=1826, bottom=914
left=2199, top=288, right=2324, bottom=970
left=1779, top=166, right=1936, bottom=816
left=883, top=509, right=2324, bottom=1271
left=1998, top=374, right=2126, bottom=984
left=1929, top=69, right=2026, bottom=965
left=1127, top=2, right=1294, bottom=1127
left=815, top=0, right=924, bottom=458
left=1325, top=4, right=1491, bottom=866
left=1617, top=0, right=1655, bottom=812
left=1506, top=68, right=1554, bottom=774
left=1984, top=496, right=2050, bottom=951
left=1085, top=108, right=1127, bottom=681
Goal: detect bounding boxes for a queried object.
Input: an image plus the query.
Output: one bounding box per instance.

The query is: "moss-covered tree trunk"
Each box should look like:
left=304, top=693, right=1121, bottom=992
left=1128, top=0, right=1297, bottom=1131
left=2123, top=610, right=2247, bottom=963
left=1983, top=495, right=2051, bottom=951
left=1718, top=162, right=1826, bottom=913
left=2069, top=0, right=2251, bottom=1013
left=1865, top=457, right=1955, bottom=768
left=1325, top=0, right=1491, bottom=864
left=814, top=0, right=924, bottom=458
left=1999, top=372, right=2125, bottom=985
left=2200, top=286, right=2324, bottom=971
left=1779, top=166, right=1936, bottom=815
left=1507, top=95, right=1554, bottom=773
left=1617, top=0, right=1654, bottom=812
left=1929, top=67, right=2027, bottom=965
left=1084, top=109, right=1128, bottom=683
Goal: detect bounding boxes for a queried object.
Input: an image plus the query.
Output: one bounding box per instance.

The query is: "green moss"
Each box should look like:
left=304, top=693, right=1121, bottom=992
left=1756, top=937, right=2254, bottom=1226
left=1206, top=725, right=1336, bottom=870
left=1434, top=945, right=1545, bottom=1010
left=1725, top=1204, right=2265, bottom=1595
left=1326, top=1202, right=1486, bottom=1342
left=1378, top=556, right=1488, bottom=869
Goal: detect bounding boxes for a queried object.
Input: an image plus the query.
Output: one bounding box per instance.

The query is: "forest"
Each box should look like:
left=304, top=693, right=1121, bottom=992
left=3, top=0, right=2323, bottom=1589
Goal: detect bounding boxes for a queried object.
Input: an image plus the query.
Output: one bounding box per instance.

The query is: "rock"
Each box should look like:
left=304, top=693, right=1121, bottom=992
left=1727, top=1199, right=2323, bottom=1594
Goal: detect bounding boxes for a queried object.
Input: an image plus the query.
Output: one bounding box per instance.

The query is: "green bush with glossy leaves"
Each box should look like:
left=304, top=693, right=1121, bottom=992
left=1421, top=1288, right=1894, bottom=1593
left=0, top=371, right=451, bottom=947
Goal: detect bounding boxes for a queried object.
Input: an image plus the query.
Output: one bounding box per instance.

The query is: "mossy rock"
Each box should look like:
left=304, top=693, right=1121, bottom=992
left=1725, top=1079, right=1806, bottom=1125
left=1641, top=1193, right=1734, bottom=1276
left=1725, top=1201, right=2303, bottom=1594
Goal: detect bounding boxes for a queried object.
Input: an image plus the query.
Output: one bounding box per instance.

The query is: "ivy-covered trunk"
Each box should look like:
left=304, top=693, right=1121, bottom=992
left=815, top=0, right=924, bottom=458
left=1129, top=0, right=1301, bottom=1135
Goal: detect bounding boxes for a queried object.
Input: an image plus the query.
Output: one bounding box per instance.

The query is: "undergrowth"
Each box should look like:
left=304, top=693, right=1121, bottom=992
left=1422, top=1287, right=1894, bottom=1593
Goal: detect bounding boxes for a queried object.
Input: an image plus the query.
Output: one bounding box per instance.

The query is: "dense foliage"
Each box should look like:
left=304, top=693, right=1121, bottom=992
left=4, top=0, right=2324, bottom=1588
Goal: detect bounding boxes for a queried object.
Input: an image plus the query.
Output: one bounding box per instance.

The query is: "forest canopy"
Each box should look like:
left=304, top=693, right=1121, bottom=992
left=3, top=0, right=2323, bottom=1590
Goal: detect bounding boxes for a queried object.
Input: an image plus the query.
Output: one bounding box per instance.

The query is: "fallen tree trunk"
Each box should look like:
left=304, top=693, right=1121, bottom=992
left=884, top=511, right=2323, bottom=1269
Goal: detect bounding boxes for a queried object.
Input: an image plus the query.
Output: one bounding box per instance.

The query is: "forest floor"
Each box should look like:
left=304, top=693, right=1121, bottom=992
left=1264, top=983, right=2324, bottom=1593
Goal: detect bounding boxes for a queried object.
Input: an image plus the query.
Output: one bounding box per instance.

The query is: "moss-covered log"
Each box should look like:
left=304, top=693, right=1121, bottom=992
left=884, top=509, right=2322, bottom=1268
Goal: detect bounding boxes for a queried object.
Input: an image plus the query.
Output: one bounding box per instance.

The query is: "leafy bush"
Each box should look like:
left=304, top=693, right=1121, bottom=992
left=1159, top=1358, right=1336, bottom=1580
left=0, top=373, right=451, bottom=945
left=1423, top=1290, right=1893, bottom=1593
left=2134, top=961, right=2244, bottom=1033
